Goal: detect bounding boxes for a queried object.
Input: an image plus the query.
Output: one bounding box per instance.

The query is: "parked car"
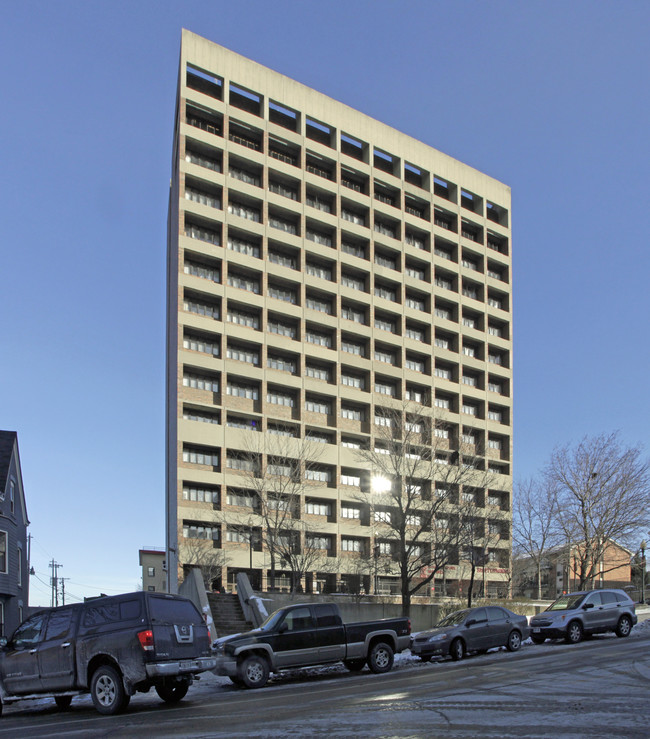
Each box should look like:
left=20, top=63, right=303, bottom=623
left=213, top=602, right=411, bottom=688
left=0, top=591, right=216, bottom=716
left=410, top=606, right=529, bottom=661
left=529, top=589, right=637, bottom=644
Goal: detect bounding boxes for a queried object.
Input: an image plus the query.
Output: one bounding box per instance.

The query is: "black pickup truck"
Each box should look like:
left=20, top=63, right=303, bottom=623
left=0, top=591, right=216, bottom=716
left=213, top=602, right=411, bottom=688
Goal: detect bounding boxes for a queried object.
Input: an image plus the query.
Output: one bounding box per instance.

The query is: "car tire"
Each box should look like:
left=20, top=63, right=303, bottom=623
left=368, top=641, right=394, bottom=674
left=506, top=630, right=522, bottom=652
left=565, top=621, right=583, bottom=644
left=90, top=665, right=129, bottom=715
left=239, top=654, right=270, bottom=689
left=155, top=679, right=190, bottom=703
left=344, top=659, right=366, bottom=671
left=450, top=638, right=465, bottom=661
left=531, top=635, right=546, bottom=645
left=54, top=695, right=72, bottom=710
left=616, top=615, right=632, bottom=638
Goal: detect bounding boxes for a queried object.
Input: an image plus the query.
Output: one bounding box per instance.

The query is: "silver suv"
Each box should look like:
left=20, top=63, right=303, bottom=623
left=529, top=589, right=637, bottom=645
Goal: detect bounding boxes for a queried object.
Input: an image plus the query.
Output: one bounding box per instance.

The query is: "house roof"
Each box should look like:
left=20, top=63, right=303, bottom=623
left=0, top=430, right=18, bottom=492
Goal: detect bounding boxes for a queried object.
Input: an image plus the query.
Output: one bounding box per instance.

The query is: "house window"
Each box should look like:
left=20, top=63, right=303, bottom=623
left=17, top=547, right=22, bottom=586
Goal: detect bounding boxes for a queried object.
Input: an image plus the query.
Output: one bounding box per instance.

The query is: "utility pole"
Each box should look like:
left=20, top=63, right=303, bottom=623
left=60, top=577, right=70, bottom=606
left=49, top=560, right=62, bottom=607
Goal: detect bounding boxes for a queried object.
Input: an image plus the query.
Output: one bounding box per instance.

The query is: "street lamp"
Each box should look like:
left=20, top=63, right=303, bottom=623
left=641, top=540, right=646, bottom=604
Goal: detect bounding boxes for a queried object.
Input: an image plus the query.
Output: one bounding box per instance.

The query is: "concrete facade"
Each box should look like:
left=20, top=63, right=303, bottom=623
left=166, top=31, right=513, bottom=597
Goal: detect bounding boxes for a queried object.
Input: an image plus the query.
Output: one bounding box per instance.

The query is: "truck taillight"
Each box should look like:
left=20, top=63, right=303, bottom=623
left=138, top=629, right=154, bottom=651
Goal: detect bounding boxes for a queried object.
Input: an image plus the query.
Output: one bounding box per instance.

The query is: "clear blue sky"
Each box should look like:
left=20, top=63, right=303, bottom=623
left=2, top=1, right=649, bottom=606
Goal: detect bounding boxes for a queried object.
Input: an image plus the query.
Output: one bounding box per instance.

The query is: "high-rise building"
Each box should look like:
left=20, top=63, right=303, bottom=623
left=166, top=30, right=512, bottom=598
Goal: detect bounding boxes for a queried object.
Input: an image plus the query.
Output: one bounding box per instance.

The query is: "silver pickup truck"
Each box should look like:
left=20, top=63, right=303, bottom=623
left=214, top=602, right=411, bottom=688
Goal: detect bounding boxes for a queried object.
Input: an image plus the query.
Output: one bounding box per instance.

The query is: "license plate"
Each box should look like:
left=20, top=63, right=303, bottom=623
left=532, top=628, right=540, bottom=633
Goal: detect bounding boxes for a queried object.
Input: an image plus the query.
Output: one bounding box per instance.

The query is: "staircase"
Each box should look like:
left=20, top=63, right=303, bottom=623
left=208, top=593, right=252, bottom=637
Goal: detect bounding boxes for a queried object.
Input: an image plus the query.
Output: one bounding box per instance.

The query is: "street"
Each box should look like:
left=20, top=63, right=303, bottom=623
left=1, top=629, right=649, bottom=738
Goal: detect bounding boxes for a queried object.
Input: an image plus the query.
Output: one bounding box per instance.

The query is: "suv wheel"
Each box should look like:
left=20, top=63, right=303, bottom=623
left=565, top=621, right=583, bottom=644
left=616, top=615, right=632, bottom=638
left=155, top=679, right=190, bottom=703
left=239, top=655, right=270, bottom=689
left=91, top=665, right=129, bottom=715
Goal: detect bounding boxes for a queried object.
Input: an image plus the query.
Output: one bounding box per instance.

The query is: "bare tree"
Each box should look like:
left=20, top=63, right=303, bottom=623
left=545, top=432, right=650, bottom=590
left=512, top=477, right=560, bottom=599
left=459, top=493, right=503, bottom=607
left=354, top=401, right=503, bottom=616
left=227, top=427, right=329, bottom=593
left=180, top=535, right=229, bottom=590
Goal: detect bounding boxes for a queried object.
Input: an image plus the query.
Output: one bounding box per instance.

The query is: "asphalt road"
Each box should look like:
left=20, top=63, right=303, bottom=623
left=1, top=632, right=649, bottom=738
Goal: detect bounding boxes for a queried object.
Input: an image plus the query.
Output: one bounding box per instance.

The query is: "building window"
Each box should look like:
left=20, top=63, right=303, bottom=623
left=374, top=349, right=396, bottom=364
left=306, top=261, right=333, bottom=280
left=341, top=373, right=364, bottom=389
left=267, top=355, right=296, bottom=373
left=228, top=236, right=260, bottom=258
left=183, top=296, right=219, bottom=319
left=342, top=305, right=366, bottom=324
left=305, top=501, right=331, bottom=516
left=306, top=329, right=332, bottom=348
left=183, top=446, right=219, bottom=466
left=305, top=399, right=331, bottom=414
left=267, top=391, right=295, bottom=407
left=341, top=339, right=364, bottom=356
left=183, top=372, right=219, bottom=392
left=374, top=316, right=396, bottom=333
left=341, top=241, right=366, bottom=258
left=183, top=485, right=219, bottom=503
left=305, top=364, right=330, bottom=381
left=268, top=249, right=297, bottom=269
left=375, top=381, right=395, bottom=396
left=268, top=319, right=296, bottom=339
left=227, top=345, right=259, bottom=365
left=147, top=567, right=156, bottom=577
left=228, top=272, right=260, bottom=294
left=341, top=406, right=363, bottom=421
left=341, top=506, right=361, bottom=519
left=305, top=296, right=333, bottom=314
left=268, top=284, right=297, bottom=303
left=184, top=260, right=220, bottom=283
left=227, top=382, right=259, bottom=400
left=306, top=468, right=331, bottom=483
left=341, top=538, right=362, bottom=553
left=227, top=308, right=259, bottom=329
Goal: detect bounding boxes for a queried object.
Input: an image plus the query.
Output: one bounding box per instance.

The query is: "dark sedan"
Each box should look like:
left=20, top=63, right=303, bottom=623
left=410, top=606, right=529, bottom=661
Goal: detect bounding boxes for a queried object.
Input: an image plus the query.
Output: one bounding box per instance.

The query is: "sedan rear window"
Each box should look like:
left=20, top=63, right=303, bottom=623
left=149, top=597, right=203, bottom=624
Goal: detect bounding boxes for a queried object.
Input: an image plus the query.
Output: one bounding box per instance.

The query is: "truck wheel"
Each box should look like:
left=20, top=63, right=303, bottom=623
left=368, top=641, right=394, bottom=674
left=54, top=695, right=73, bottom=710
left=91, top=665, right=129, bottom=715
left=155, top=679, right=190, bottom=703
left=239, top=655, right=270, bottom=689
left=344, top=659, right=366, bottom=671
